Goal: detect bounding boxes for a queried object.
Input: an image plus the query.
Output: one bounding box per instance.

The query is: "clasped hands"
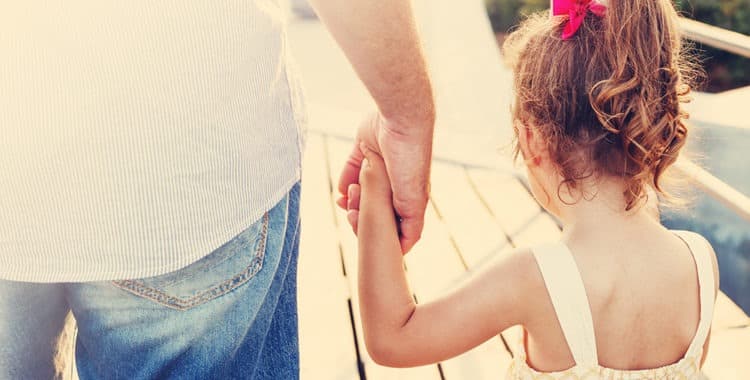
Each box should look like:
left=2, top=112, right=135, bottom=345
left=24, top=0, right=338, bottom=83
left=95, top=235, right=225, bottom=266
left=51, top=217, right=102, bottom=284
left=335, top=112, right=433, bottom=254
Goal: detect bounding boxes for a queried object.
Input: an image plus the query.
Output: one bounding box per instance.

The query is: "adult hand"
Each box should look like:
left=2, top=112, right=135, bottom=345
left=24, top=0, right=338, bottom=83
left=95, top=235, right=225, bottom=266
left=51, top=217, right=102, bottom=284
left=337, top=112, right=433, bottom=254
left=309, top=0, right=434, bottom=253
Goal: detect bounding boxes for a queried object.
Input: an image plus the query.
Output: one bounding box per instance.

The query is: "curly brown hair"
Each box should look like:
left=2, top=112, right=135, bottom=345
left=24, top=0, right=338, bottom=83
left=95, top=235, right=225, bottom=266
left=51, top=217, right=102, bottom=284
left=503, top=0, right=700, bottom=210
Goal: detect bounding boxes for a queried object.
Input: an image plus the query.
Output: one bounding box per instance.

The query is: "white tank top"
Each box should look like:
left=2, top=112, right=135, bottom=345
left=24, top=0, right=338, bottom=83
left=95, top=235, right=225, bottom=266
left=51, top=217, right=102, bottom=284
left=507, top=231, right=715, bottom=379
left=0, top=1, right=306, bottom=282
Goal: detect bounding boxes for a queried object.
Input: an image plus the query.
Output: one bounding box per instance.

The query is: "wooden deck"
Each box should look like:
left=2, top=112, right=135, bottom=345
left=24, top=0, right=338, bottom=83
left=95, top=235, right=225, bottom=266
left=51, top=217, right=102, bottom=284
left=296, top=131, right=750, bottom=380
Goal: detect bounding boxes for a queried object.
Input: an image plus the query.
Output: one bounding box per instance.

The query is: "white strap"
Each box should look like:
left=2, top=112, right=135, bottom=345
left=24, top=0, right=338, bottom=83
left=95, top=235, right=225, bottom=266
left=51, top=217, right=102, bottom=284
left=673, top=231, right=716, bottom=356
left=532, top=243, right=598, bottom=366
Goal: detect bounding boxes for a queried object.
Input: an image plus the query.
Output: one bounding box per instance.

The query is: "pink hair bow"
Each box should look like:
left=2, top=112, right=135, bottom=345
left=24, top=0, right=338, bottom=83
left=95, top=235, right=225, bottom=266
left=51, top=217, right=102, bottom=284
left=552, top=0, right=607, bottom=40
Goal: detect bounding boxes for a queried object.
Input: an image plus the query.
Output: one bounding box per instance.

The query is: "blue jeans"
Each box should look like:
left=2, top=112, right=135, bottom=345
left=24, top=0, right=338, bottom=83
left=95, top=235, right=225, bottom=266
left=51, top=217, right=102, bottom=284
left=0, top=183, right=301, bottom=380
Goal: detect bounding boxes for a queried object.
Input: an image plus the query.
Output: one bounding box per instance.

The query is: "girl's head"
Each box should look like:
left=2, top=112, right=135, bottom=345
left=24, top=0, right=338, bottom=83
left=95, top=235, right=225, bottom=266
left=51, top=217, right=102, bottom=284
left=504, top=0, right=698, bottom=213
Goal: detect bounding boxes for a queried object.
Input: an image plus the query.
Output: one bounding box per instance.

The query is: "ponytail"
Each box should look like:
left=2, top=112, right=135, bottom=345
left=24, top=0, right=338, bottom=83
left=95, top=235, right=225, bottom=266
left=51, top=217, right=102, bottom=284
left=504, top=0, right=700, bottom=210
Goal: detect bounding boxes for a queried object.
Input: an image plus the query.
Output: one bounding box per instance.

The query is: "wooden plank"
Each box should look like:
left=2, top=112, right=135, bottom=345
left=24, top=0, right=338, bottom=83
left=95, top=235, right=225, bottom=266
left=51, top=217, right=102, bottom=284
left=703, top=293, right=750, bottom=379
left=440, top=338, right=509, bottom=380
left=405, top=204, right=467, bottom=301
left=713, top=292, right=750, bottom=329
left=326, top=137, right=442, bottom=380
left=466, top=167, right=561, bottom=247
left=429, top=163, right=511, bottom=269
left=298, top=133, right=360, bottom=380
left=467, top=168, right=544, bottom=238
left=702, top=327, right=750, bottom=379
left=500, top=325, right=526, bottom=358
left=510, top=214, right=563, bottom=248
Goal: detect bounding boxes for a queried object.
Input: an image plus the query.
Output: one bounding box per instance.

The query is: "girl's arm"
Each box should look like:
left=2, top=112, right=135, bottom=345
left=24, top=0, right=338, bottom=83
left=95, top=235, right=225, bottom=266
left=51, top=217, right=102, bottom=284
left=354, top=146, right=538, bottom=367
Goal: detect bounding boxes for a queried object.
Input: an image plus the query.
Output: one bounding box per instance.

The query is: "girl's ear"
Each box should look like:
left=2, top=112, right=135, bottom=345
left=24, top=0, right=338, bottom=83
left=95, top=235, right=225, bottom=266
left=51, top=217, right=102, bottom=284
left=517, top=122, right=543, bottom=166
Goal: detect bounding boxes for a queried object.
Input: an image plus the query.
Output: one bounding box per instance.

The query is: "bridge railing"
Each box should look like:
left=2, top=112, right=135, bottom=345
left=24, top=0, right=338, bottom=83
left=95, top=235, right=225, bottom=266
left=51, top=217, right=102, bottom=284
left=677, top=18, right=750, bottom=222
left=680, top=18, right=750, bottom=59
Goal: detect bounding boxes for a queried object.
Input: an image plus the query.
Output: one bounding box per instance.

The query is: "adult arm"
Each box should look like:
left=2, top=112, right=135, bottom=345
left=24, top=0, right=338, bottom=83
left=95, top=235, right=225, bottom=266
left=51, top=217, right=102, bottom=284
left=309, top=0, right=436, bottom=253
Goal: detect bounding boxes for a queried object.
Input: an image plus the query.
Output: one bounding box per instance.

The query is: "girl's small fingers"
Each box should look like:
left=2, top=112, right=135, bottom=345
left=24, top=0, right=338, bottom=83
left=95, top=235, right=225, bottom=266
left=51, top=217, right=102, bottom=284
left=347, top=209, right=359, bottom=235
left=336, top=196, right=348, bottom=210
left=347, top=184, right=361, bottom=211
left=358, top=143, right=389, bottom=192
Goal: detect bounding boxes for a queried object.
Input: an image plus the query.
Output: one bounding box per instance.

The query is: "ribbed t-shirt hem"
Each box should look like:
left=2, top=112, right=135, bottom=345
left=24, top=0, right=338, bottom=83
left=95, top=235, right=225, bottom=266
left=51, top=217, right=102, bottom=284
left=0, top=173, right=300, bottom=283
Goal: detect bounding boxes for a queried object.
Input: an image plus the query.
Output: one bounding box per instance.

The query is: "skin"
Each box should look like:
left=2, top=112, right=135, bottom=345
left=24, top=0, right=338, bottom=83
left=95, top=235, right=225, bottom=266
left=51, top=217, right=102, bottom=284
left=309, top=0, right=436, bottom=254
left=347, top=127, right=720, bottom=371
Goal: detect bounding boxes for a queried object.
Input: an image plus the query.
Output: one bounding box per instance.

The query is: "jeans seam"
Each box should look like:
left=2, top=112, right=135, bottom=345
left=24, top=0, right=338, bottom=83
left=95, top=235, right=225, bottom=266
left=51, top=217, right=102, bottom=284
left=112, top=212, right=270, bottom=311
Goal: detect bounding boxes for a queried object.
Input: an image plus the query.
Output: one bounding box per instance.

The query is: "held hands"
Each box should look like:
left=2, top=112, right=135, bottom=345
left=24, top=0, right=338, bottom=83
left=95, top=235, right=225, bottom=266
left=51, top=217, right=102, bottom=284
left=344, top=144, right=401, bottom=248
left=336, top=113, right=432, bottom=254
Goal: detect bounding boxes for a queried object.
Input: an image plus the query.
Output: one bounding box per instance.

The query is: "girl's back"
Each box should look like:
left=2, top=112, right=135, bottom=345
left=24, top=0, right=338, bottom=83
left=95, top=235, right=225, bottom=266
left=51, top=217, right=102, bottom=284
left=522, top=225, right=717, bottom=374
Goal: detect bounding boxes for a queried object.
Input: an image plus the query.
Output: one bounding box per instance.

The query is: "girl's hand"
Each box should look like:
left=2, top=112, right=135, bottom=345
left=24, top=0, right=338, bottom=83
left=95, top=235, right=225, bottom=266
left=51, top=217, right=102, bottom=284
left=345, top=143, right=397, bottom=238
left=345, top=182, right=362, bottom=234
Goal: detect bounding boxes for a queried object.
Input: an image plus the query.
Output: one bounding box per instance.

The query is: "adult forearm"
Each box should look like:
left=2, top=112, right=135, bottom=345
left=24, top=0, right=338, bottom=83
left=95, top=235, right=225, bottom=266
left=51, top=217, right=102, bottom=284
left=309, top=0, right=435, bottom=129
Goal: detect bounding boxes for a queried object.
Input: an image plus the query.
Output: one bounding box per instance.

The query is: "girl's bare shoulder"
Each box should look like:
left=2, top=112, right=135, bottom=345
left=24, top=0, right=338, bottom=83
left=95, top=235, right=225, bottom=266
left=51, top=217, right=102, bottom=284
left=480, top=247, right=557, bottom=323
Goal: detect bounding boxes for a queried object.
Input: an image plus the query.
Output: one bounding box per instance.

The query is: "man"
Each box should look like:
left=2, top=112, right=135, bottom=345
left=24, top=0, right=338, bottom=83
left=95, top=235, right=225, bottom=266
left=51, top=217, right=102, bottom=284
left=0, top=0, right=434, bottom=378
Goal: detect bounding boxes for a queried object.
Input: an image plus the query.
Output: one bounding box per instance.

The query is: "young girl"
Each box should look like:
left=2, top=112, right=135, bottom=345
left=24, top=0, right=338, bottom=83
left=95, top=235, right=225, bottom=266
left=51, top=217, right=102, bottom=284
left=342, top=0, right=720, bottom=378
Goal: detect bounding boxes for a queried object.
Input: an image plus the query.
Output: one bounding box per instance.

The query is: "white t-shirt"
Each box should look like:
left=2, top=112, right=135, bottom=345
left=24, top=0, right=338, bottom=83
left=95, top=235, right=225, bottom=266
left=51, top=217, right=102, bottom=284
left=0, top=1, right=306, bottom=282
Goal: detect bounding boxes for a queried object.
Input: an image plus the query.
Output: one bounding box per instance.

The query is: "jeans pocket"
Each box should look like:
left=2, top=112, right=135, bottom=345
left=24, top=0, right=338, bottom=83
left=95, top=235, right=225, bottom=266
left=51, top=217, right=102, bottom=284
left=112, top=212, right=270, bottom=311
